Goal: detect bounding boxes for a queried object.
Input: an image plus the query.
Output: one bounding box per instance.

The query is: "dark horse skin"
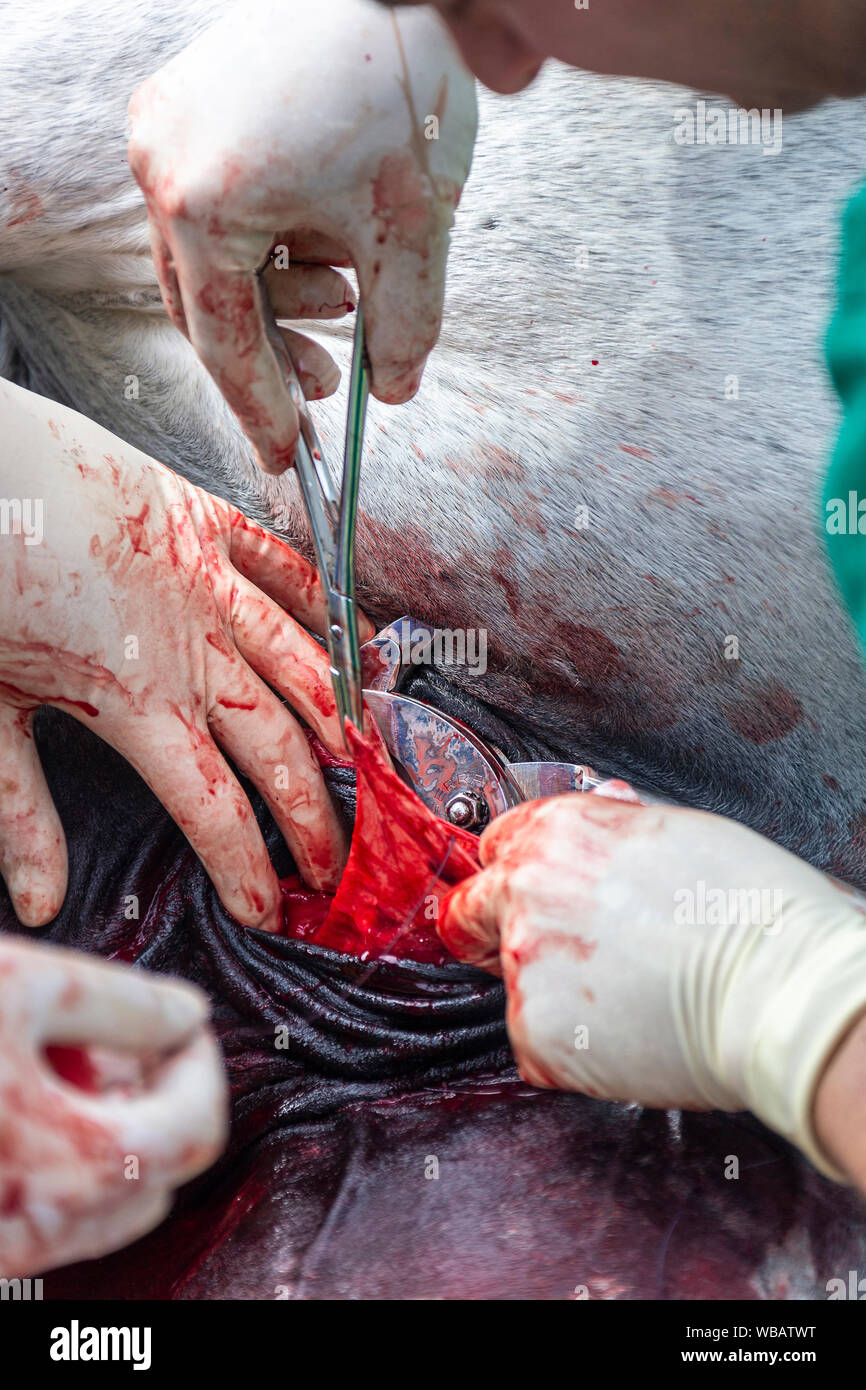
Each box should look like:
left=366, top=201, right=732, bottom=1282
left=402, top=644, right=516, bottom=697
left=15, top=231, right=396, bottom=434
left=6, top=690, right=864, bottom=1302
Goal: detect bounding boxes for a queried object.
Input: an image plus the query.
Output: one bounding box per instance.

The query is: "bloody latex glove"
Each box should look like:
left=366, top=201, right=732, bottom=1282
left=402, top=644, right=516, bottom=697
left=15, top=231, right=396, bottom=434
left=0, top=379, right=369, bottom=930
left=439, top=787, right=866, bottom=1180
left=127, top=0, right=477, bottom=474
left=0, top=935, right=226, bottom=1277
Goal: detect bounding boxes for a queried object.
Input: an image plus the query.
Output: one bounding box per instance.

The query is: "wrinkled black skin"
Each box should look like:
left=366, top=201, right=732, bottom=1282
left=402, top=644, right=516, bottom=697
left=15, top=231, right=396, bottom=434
left=4, top=682, right=866, bottom=1300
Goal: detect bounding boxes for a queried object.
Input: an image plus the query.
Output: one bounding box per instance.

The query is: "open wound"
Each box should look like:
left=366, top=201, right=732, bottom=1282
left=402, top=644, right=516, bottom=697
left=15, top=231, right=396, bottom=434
left=280, top=724, right=480, bottom=965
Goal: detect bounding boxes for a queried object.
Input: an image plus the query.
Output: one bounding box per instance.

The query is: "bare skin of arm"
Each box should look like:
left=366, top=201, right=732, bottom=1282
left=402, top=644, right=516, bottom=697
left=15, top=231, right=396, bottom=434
left=387, top=0, right=866, bottom=106
left=815, top=1011, right=866, bottom=1194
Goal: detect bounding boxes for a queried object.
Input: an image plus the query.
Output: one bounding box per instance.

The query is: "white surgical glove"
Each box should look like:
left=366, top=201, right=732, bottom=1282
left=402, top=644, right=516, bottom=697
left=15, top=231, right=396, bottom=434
left=0, top=378, right=364, bottom=930
left=0, top=935, right=227, bottom=1276
left=128, top=0, right=477, bottom=473
left=440, top=788, right=866, bottom=1180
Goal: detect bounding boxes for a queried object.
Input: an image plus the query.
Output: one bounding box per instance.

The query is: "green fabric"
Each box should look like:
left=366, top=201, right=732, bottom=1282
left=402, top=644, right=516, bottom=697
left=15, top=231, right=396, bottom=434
left=825, top=183, right=866, bottom=646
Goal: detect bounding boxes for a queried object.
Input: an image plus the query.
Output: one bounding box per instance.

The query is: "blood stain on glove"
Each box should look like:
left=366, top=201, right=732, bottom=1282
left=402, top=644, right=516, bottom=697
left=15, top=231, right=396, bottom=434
left=280, top=724, right=479, bottom=965
left=44, top=1044, right=100, bottom=1092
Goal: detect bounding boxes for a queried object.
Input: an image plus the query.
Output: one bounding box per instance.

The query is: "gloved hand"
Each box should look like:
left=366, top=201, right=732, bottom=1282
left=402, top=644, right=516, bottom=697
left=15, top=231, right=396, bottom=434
left=0, top=378, right=367, bottom=930
left=0, top=935, right=226, bottom=1276
left=440, top=788, right=866, bottom=1180
left=127, top=0, right=477, bottom=473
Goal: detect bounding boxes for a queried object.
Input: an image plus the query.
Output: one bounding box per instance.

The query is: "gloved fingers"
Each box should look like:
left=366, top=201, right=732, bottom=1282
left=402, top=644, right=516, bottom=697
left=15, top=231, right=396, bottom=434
left=23, top=939, right=209, bottom=1050
left=282, top=227, right=353, bottom=266
left=438, top=871, right=503, bottom=974
left=0, top=704, right=68, bottom=927
left=165, top=225, right=300, bottom=474
left=225, top=508, right=376, bottom=642
left=275, top=326, right=340, bottom=401
left=76, top=1188, right=172, bottom=1265
left=263, top=260, right=356, bottom=321
left=145, top=215, right=189, bottom=337
left=86, top=1028, right=228, bottom=1185
left=144, top=208, right=350, bottom=410
left=227, top=572, right=344, bottom=755
left=590, top=777, right=644, bottom=804
left=207, top=654, right=348, bottom=891
left=111, top=711, right=283, bottom=931
left=478, top=792, right=646, bottom=869
left=475, top=798, right=556, bottom=869
left=8, top=1185, right=173, bottom=1279
left=351, top=208, right=452, bottom=404
left=224, top=507, right=329, bottom=635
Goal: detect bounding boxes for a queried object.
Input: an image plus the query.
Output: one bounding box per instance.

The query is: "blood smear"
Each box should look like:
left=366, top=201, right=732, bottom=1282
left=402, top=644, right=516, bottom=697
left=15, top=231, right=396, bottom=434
left=44, top=1044, right=100, bottom=1091
left=281, top=725, right=480, bottom=965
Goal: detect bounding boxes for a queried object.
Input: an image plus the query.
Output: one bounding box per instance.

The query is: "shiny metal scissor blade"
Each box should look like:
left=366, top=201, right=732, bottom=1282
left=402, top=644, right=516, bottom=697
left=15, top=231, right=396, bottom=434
left=363, top=688, right=524, bottom=827
left=360, top=616, right=611, bottom=829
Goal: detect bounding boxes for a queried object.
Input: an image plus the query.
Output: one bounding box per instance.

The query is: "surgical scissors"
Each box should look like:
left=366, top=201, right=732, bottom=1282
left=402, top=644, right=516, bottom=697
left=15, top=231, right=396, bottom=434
left=272, top=306, right=369, bottom=747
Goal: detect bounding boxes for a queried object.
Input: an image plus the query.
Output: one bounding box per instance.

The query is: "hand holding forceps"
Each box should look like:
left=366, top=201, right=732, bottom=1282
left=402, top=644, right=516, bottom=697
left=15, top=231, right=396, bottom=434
left=268, top=305, right=612, bottom=826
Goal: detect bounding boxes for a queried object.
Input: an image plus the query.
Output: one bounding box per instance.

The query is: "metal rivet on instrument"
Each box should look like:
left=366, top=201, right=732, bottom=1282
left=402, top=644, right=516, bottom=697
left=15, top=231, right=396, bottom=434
left=444, top=791, right=490, bottom=830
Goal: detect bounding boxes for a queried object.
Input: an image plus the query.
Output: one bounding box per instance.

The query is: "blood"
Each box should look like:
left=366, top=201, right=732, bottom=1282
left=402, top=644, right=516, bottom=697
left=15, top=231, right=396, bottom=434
left=302, top=727, right=353, bottom=770
left=369, top=152, right=455, bottom=257
left=510, top=930, right=598, bottom=968
left=280, top=725, right=479, bottom=965
left=124, top=504, right=151, bottom=556
left=491, top=547, right=521, bottom=617
left=44, top=1045, right=100, bottom=1092
left=472, top=442, right=526, bottom=484
left=6, top=176, right=43, bottom=228
left=22, top=708, right=866, bottom=1300
left=723, top=681, right=804, bottom=746
left=279, top=874, right=332, bottom=942
left=647, top=485, right=703, bottom=509
left=53, top=698, right=99, bottom=719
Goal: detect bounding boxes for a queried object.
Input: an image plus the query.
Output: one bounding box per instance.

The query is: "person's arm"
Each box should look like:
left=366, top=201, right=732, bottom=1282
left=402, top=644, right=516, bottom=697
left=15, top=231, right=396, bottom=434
left=815, top=1011, right=866, bottom=1191
left=391, top=0, right=866, bottom=106
left=440, top=788, right=866, bottom=1191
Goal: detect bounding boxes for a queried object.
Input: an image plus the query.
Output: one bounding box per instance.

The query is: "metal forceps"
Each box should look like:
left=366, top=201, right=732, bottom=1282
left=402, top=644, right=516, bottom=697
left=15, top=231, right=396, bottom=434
left=274, top=308, right=369, bottom=748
